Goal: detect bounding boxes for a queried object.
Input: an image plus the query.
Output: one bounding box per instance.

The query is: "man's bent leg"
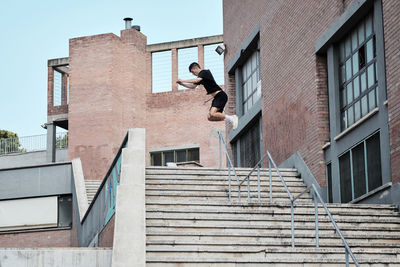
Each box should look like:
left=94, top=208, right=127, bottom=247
left=208, top=107, right=225, bottom=121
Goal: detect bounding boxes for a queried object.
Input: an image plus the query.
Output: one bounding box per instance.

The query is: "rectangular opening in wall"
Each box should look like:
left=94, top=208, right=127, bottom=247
left=326, top=163, right=333, bottom=203
left=150, top=147, right=200, bottom=166
left=0, top=196, right=58, bottom=231
left=339, top=152, right=352, bottom=203
left=152, top=51, right=172, bottom=93
left=204, top=43, right=225, bottom=85
left=53, top=70, right=62, bottom=106
left=366, top=132, right=382, bottom=191
left=178, top=47, right=198, bottom=90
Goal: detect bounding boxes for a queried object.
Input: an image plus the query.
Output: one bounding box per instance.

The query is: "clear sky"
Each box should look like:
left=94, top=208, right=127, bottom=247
left=0, top=0, right=223, bottom=137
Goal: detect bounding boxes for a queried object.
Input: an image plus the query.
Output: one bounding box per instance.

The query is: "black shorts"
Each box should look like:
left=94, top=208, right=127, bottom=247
left=211, top=91, right=228, bottom=113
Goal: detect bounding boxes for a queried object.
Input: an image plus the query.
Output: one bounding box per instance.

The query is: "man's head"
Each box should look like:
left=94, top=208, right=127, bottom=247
left=189, top=62, right=201, bottom=76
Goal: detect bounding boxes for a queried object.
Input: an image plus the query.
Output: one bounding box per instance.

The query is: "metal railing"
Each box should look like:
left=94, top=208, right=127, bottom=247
left=0, top=132, right=68, bottom=155
left=217, top=131, right=359, bottom=267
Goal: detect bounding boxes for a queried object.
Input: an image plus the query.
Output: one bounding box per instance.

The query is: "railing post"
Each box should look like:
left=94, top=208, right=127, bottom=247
left=228, top=166, right=231, bottom=201
left=238, top=184, right=241, bottom=202
left=218, top=132, right=222, bottom=169
left=314, top=189, right=319, bottom=248
left=257, top=165, right=261, bottom=202
left=345, top=249, right=349, bottom=267
left=291, top=200, right=295, bottom=248
left=247, top=176, right=250, bottom=203
left=268, top=159, right=272, bottom=204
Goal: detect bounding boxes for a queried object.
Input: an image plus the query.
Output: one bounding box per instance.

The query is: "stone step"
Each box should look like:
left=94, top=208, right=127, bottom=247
left=147, top=218, right=400, bottom=229
left=145, top=199, right=399, bottom=214
left=146, top=255, right=399, bottom=266
left=145, top=206, right=400, bottom=218
left=145, top=184, right=308, bottom=193
left=146, top=166, right=298, bottom=174
left=146, top=246, right=400, bottom=262
left=145, top=175, right=301, bottom=183
left=146, top=223, right=400, bottom=234
left=146, top=180, right=307, bottom=187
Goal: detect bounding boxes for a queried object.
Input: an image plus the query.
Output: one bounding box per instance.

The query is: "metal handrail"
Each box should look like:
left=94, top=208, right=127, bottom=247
left=217, top=136, right=359, bottom=266
left=217, top=131, right=241, bottom=201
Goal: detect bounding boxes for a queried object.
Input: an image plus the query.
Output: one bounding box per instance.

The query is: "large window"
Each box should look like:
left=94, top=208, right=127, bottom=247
left=151, top=147, right=199, bottom=166
left=233, top=118, right=261, bottom=167
left=339, top=132, right=382, bottom=203
left=152, top=51, right=172, bottom=93
left=339, top=13, right=377, bottom=130
left=241, top=40, right=261, bottom=115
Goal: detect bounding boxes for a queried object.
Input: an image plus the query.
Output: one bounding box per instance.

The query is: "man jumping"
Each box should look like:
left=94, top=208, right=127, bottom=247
left=177, top=62, right=238, bottom=129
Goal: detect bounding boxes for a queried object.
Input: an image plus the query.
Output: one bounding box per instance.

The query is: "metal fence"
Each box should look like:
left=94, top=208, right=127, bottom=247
left=0, top=132, right=68, bottom=155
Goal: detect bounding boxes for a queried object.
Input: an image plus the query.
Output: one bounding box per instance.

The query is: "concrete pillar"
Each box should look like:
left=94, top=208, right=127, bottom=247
left=198, top=44, right=204, bottom=68
left=171, top=48, right=178, bottom=91
left=112, top=128, right=146, bottom=267
left=46, top=123, right=56, bottom=163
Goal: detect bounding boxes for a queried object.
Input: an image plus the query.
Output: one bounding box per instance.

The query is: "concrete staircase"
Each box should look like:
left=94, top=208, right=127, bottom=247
left=145, top=166, right=400, bottom=266
left=85, top=180, right=102, bottom=205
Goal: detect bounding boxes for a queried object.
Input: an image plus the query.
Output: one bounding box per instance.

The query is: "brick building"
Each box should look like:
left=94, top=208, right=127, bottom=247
left=47, top=20, right=225, bottom=181
left=223, top=0, right=399, bottom=203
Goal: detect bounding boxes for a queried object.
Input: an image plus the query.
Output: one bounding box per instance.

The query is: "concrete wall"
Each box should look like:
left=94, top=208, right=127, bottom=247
left=0, top=248, right=111, bottom=267
left=0, top=149, right=68, bottom=169
left=0, top=162, right=73, bottom=247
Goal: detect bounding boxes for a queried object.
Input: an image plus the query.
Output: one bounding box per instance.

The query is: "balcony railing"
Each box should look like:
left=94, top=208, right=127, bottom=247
left=0, top=132, right=68, bottom=155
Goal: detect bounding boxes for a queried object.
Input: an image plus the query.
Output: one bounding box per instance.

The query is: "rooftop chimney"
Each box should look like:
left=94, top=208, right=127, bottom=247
left=132, top=25, right=141, bottom=32
left=123, top=17, right=133, bottom=30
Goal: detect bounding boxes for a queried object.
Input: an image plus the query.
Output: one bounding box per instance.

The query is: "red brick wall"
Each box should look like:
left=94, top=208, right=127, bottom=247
left=98, top=214, right=114, bottom=247
left=382, top=0, right=400, bottom=183
left=68, top=29, right=225, bottom=180
left=47, top=66, right=68, bottom=116
left=0, top=229, right=72, bottom=247
left=223, top=0, right=354, bottom=184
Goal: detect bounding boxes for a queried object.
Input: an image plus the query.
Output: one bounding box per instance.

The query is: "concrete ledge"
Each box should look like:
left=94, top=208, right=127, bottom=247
left=112, top=128, right=146, bottom=267
left=279, top=152, right=326, bottom=201
left=71, top=158, right=89, bottom=222
left=147, top=35, right=223, bottom=52
left=0, top=248, right=111, bottom=267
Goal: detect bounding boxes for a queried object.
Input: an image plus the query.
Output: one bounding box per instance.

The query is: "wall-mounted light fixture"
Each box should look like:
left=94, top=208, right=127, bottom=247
left=215, top=44, right=226, bottom=55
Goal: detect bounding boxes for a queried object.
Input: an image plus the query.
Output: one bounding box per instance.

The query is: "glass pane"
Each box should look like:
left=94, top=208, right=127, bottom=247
left=358, top=22, right=365, bottom=45
left=365, top=14, right=373, bottom=38
left=345, top=59, right=352, bottom=80
left=347, top=82, right=353, bottom=104
left=345, top=38, right=351, bottom=57
left=339, top=43, right=345, bottom=63
left=352, top=143, right=366, bottom=198
left=366, top=133, right=382, bottom=191
left=152, top=152, right=162, bottom=166
left=327, top=163, right=333, bottom=203
left=239, top=119, right=260, bottom=167
left=341, top=88, right=346, bottom=108
left=353, top=76, right=360, bottom=99
left=352, top=52, right=359, bottom=74
left=351, top=30, right=358, bottom=51
left=164, top=151, right=174, bottom=165
left=361, top=95, right=368, bottom=116
left=188, top=148, right=199, bottom=162
left=358, top=45, right=365, bottom=69
left=367, top=64, right=375, bottom=88
left=360, top=72, right=367, bottom=92
left=242, top=65, right=247, bottom=81
left=340, top=65, right=346, bottom=84
left=354, top=100, right=361, bottom=121
left=341, top=111, right=347, bottom=130
left=339, top=152, right=353, bottom=203
left=176, top=150, right=186, bottom=163
left=251, top=52, right=257, bottom=72
left=348, top=105, right=354, bottom=126
left=366, top=39, right=374, bottom=63
left=246, top=61, right=252, bottom=80
left=252, top=73, right=257, bottom=95
left=368, top=89, right=376, bottom=110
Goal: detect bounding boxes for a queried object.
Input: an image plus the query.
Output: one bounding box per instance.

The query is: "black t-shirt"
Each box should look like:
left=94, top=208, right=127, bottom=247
left=195, top=69, right=222, bottom=95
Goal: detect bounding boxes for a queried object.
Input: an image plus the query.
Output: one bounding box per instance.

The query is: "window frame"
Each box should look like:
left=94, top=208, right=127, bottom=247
left=150, top=147, right=200, bottom=166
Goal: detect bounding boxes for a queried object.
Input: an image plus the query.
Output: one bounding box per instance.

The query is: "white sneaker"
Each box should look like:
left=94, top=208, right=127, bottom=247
left=232, top=115, right=238, bottom=129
